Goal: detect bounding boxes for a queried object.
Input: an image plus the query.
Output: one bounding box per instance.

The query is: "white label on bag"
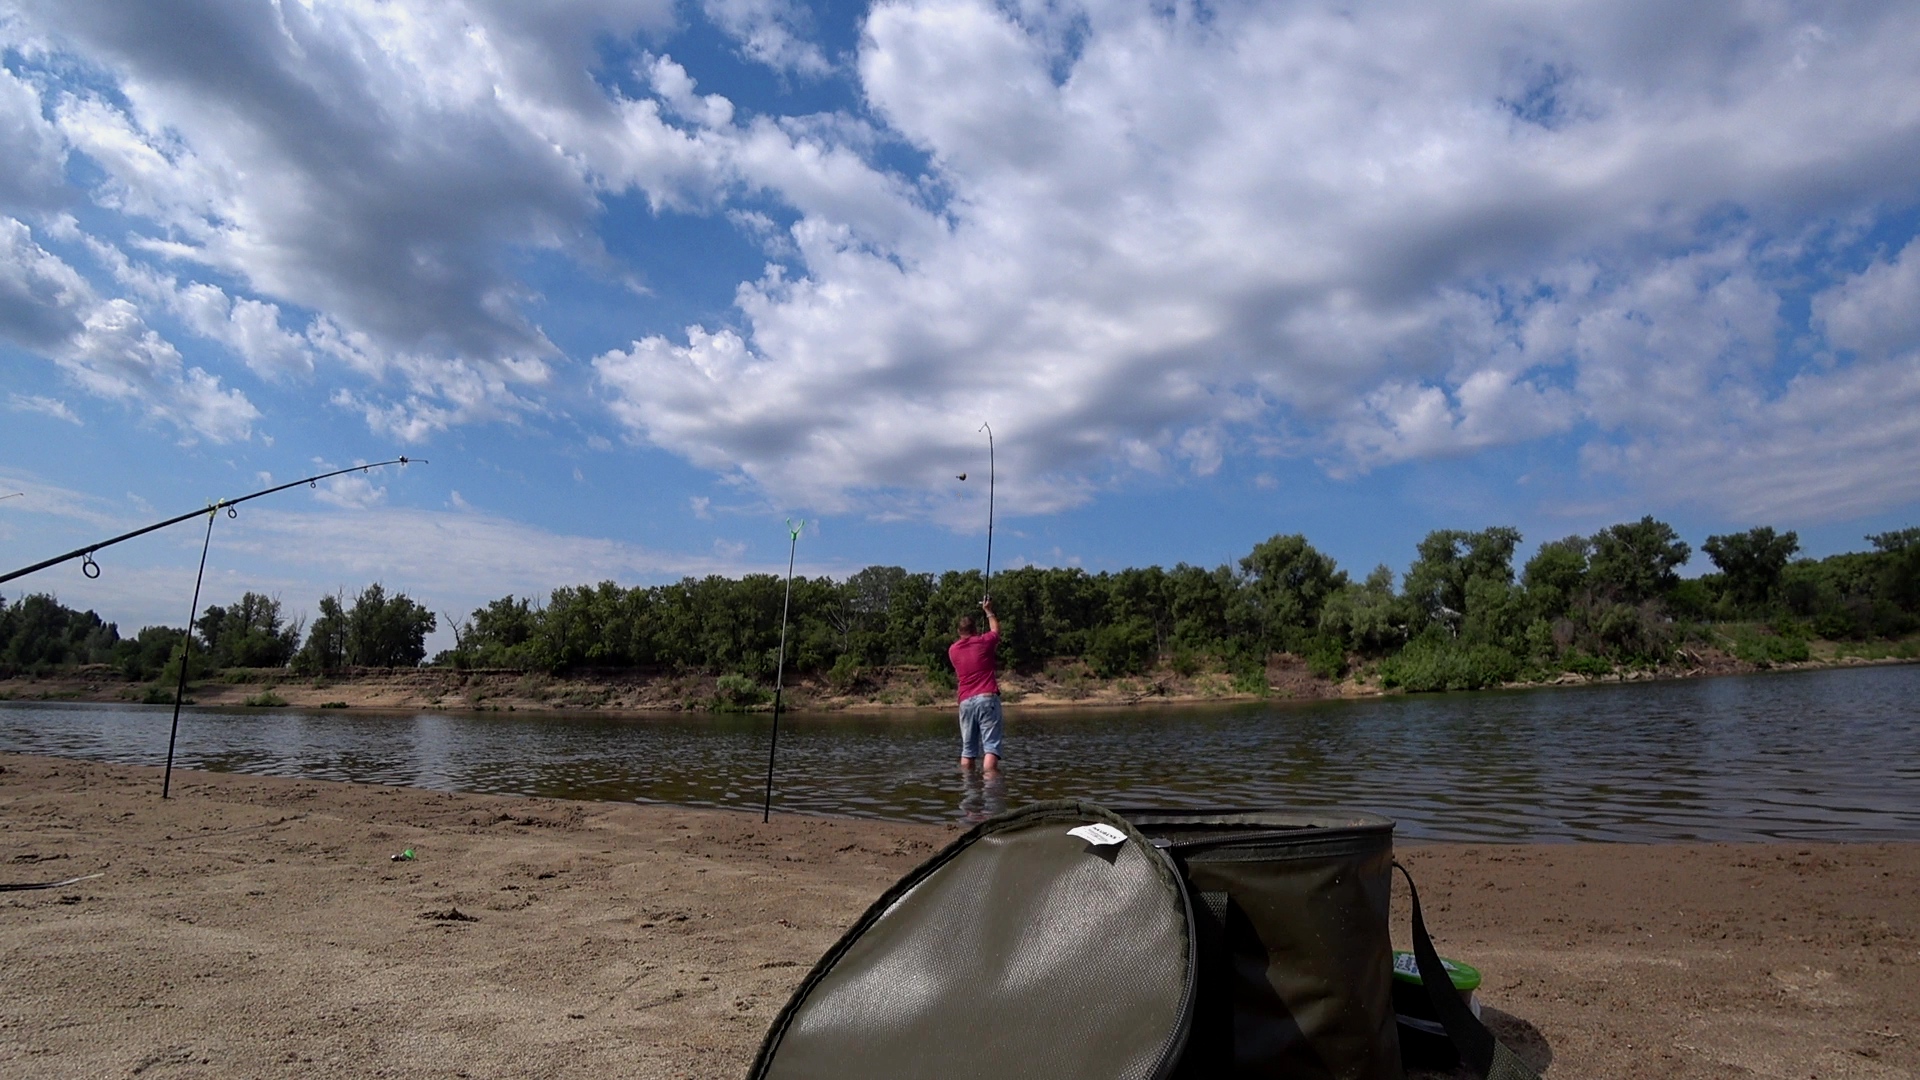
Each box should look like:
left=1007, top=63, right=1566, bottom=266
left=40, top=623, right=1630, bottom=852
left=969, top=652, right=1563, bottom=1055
left=1068, top=823, right=1128, bottom=847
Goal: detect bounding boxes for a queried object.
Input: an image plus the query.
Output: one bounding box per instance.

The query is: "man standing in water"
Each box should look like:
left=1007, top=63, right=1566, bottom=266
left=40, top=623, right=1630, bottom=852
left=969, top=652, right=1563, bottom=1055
left=949, top=598, right=1002, bottom=772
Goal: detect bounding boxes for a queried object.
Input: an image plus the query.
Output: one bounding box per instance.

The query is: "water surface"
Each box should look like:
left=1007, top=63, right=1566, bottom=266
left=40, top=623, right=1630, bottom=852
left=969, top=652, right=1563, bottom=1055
left=3, top=664, right=1915, bottom=842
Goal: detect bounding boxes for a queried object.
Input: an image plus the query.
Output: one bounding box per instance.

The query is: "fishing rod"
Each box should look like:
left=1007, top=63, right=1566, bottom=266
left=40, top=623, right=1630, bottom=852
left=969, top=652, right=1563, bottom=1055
left=980, top=422, right=994, bottom=599
left=955, top=422, right=995, bottom=600
left=0, top=492, right=22, bottom=501
left=0, top=458, right=421, bottom=586
left=0, top=458, right=422, bottom=797
left=762, top=519, right=802, bottom=823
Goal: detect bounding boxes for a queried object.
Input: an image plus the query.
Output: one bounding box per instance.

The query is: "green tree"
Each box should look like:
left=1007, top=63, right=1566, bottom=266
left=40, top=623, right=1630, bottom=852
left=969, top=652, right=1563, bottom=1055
left=1164, top=563, right=1242, bottom=654
left=1318, top=565, right=1406, bottom=656
left=294, top=592, right=348, bottom=672
left=332, top=583, right=436, bottom=668
left=1403, top=527, right=1522, bottom=630
left=1, top=593, right=120, bottom=670
left=1587, top=517, right=1690, bottom=604
left=1702, top=527, right=1799, bottom=612
left=1521, top=536, right=1591, bottom=619
left=1086, top=617, right=1157, bottom=677
left=837, top=566, right=914, bottom=664
left=113, top=625, right=187, bottom=681
left=1239, top=534, right=1346, bottom=652
left=195, top=592, right=300, bottom=668
left=1869, top=528, right=1920, bottom=617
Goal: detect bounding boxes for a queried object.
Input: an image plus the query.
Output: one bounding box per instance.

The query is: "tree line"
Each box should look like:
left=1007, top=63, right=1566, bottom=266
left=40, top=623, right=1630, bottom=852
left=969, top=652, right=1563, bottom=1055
left=0, top=584, right=435, bottom=681
left=3, top=519, right=1915, bottom=691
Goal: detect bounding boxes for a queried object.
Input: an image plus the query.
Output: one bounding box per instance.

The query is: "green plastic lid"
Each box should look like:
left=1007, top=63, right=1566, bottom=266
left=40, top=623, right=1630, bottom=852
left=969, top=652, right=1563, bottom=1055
left=1391, top=950, right=1481, bottom=992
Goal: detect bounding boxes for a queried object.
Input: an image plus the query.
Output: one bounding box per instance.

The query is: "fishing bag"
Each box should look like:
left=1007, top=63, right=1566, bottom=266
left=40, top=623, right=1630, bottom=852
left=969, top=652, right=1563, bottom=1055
left=747, top=800, right=1538, bottom=1080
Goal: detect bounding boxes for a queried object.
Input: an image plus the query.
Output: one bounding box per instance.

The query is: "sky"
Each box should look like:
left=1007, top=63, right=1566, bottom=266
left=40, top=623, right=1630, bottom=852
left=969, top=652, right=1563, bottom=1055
left=3, top=0, right=1919, bottom=651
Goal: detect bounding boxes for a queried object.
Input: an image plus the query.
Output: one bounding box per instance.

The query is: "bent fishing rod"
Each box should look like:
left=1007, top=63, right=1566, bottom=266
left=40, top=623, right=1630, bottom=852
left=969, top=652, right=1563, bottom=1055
left=958, top=424, right=996, bottom=600
left=0, top=458, right=421, bottom=586
left=979, top=422, right=994, bottom=598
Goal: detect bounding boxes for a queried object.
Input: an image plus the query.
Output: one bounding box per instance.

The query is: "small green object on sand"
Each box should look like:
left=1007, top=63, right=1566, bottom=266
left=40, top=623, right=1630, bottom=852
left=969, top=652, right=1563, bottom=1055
left=391, top=847, right=415, bottom=862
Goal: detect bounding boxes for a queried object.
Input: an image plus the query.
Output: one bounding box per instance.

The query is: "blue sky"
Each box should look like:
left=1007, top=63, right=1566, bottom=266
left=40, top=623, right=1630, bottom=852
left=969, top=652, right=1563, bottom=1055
left=4, top=0, right=1920, bottom=651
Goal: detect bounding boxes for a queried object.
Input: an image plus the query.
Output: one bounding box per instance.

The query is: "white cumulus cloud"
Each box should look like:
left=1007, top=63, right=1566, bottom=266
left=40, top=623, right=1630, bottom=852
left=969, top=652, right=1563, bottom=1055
left=589, top=0, right=1920, bottom=523
left=0, top=216, right=258, bottom=442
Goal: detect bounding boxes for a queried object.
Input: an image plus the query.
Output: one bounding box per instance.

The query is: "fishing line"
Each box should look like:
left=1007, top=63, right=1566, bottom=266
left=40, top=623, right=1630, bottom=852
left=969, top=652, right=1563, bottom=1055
left=0, top=458, right=422, bottom=586
left=762, top=519, right=803, bottom=823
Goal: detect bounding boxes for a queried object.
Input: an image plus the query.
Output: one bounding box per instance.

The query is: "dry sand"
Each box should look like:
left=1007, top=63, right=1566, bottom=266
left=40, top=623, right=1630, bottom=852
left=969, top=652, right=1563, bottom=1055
left=2, top=753, right=1914, bottom=1079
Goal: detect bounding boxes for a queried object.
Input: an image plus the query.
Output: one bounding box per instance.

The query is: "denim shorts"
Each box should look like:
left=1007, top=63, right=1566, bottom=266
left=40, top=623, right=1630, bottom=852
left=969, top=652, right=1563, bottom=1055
left=958, top=693, right=1004, bottom=759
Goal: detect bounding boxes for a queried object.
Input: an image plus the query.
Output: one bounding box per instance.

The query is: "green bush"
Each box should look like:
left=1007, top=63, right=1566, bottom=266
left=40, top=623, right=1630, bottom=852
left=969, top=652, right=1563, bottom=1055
left=1229, top=660, right=1267, bottom=695
left=825, top=653, right=865, bottom=693
left=1303, top=636, right=1348, bottom=680
left=1560, top=651, right=1613, bottom=677
left=713, top=673, right=768, bottom=710
left=1087, top=617, right=1157, bottom=678
left=1729, top=628, right=1810, bottom=666
left=243, top=690, right=288, bottom=707
left=1377, top=632, right=1519, bottom=692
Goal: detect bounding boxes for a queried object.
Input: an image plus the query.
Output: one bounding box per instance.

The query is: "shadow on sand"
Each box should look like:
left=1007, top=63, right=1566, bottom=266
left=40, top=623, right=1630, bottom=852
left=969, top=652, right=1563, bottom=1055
left=1405, top=1006, right=1554, bottom=1078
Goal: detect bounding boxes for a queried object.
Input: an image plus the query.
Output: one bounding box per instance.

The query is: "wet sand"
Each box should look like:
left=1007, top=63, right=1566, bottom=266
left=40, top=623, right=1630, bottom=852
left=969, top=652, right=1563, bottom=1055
left=2, top=753, right=1914, bottom=1079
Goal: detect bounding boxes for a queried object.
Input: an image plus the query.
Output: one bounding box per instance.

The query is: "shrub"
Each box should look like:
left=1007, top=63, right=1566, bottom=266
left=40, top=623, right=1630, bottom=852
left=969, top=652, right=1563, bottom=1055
left=1303, top=636, right=1348, bottom=680
left=1377, top=632, right=1519, bottom=692
left=1560, top=651, right=1613, bottom=677
left=713, top=673, right=768, bottom=710
left=1729, top=628, right=1810, bottom=666
left=825, top=653, right=866, bottom=693
left=1087, top=617, right=1157, bottom=678
left=243, top=690, right=288, bottom=707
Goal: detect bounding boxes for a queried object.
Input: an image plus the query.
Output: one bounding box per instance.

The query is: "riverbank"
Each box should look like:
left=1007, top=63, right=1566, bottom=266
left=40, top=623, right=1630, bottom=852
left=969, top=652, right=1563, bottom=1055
left=3, top=754, right=1916, bottom=1079
left=2, top=644, right=1915, bottom=715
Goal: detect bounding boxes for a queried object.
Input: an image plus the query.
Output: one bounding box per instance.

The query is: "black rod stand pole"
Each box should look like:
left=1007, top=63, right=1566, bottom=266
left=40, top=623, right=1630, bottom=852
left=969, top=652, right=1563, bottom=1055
left=762, top=522, right=802, bottom=823
left=162, top=508, right=218, bottom=799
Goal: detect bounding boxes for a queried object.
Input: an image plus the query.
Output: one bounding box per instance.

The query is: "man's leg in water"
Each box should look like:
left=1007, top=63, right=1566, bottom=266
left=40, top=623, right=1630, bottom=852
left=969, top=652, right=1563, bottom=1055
left=980, top=696, right=1004, bottom=773
left=958, top=697, right=982, bottom=770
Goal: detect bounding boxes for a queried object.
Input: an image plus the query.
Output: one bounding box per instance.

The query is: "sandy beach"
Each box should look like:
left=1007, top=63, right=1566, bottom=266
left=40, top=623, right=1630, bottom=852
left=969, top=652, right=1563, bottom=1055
left=2, top=752, right=1915, bottom=1079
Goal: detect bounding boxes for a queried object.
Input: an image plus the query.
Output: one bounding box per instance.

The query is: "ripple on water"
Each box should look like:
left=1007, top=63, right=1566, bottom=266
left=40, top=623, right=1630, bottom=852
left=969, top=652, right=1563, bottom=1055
left=3, top=663, right=1917, bottom=841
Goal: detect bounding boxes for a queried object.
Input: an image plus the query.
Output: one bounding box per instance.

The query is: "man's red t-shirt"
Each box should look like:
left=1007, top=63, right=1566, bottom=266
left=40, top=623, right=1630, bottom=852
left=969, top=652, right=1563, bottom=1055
left=948, top=630, right=1000, bottom=702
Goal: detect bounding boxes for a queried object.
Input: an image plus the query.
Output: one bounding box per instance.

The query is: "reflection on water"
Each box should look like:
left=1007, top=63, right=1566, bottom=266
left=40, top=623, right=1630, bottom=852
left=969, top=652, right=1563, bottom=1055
left=3, top=664, right=1917, bottom=842
left=959, top=767, right=1009, bottom=824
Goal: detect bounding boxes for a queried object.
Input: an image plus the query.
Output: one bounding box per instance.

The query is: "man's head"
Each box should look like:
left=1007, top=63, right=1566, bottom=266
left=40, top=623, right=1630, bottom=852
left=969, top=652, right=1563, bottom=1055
left=957, top=613, right=977, bottom=637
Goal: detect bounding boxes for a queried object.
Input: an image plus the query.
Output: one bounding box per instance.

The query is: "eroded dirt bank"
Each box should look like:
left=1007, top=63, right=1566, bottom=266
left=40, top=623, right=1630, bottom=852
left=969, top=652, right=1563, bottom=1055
left=2, top=754, right=1914, bottom=1079
left=3, top=650, right=1914, bottom=717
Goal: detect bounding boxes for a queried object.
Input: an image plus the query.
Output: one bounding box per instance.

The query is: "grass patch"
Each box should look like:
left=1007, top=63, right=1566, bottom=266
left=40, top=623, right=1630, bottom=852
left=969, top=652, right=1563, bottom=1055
left=243, top=690, right=288, bottom=707
left=1830, top=636, right=1920, bottom=661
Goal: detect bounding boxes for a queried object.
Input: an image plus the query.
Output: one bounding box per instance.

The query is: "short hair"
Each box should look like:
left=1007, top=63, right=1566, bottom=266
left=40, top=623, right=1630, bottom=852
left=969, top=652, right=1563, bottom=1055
left=957, top=613, right=977, bottom=635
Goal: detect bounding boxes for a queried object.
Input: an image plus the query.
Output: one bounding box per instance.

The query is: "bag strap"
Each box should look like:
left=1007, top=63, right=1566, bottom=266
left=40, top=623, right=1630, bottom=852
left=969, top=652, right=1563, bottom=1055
left=1392, top=862, right=1542, bottom=1080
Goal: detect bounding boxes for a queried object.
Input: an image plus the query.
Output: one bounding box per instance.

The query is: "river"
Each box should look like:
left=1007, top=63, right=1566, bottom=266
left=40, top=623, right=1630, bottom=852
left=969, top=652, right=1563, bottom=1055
left=3, top=664, right=1915, bottom=842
